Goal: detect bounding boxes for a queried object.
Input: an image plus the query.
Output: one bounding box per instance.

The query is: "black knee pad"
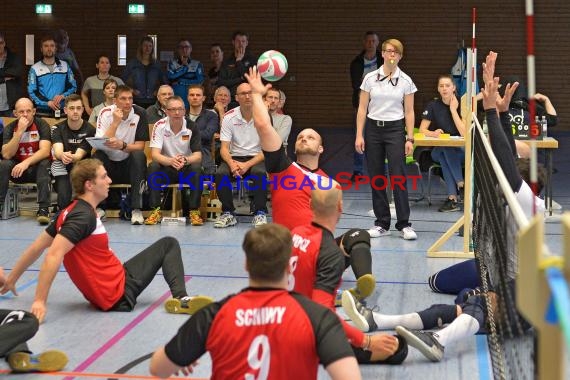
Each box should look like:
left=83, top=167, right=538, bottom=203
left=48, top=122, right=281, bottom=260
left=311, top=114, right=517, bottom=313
left=461, top=295, right=486, bottom=327
left=340, top=229, right=370, bottom=254
left=352, top=335, right=408, bottom=365
left=418, top=304, right=457, bottom=329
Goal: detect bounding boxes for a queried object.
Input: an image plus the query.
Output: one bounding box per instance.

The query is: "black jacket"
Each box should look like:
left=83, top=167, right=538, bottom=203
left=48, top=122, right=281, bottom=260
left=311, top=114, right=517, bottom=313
left=0, top=47, right=24, bottom=109
left=350, top=50, right=383, bottom=108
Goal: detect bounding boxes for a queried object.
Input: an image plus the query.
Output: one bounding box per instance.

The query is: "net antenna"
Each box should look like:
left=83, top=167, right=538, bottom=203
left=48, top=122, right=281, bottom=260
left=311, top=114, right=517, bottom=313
left=525, top=0, right=540, bottom=216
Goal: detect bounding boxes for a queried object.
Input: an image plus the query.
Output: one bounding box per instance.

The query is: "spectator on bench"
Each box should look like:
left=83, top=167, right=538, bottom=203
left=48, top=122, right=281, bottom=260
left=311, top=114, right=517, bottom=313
left=186, top=84, right=219, bottom=175
left=51, top=94, right=95, bottom=212
left=94, top=85, right=149, bottom=224
left=145, top=96, right=204, bottom=226
left=88, top=78, right=118, bottom=125
left=0, top=98, right=51, bottom=225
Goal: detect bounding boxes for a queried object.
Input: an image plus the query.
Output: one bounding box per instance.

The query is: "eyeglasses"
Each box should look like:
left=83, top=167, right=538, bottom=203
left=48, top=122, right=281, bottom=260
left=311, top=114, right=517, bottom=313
left=377, top=74, right=399, bottom=87
left=383, top=49, right=400, bottom=55
left=167, top=108, right=185, bottom=113
left=237, top=91, right=253, bottom=96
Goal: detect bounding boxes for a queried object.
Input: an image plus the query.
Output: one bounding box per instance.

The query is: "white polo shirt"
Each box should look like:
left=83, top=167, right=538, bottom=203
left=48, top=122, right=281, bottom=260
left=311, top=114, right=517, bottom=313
left=360, top=66, right=417, bottom=121
left=150, top=117, right=194, bottom=157
left=220, top=106, right=261, bottom=157
left=96, top=104, right=144, bottom=161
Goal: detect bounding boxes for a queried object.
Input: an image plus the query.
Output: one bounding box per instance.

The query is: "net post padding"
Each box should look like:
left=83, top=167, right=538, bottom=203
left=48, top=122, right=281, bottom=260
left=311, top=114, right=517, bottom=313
left=518, top=215, right=564, bottom=380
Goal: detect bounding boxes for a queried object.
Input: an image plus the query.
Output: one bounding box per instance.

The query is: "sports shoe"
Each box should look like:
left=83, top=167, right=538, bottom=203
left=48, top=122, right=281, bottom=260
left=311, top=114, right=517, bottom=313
left=368, top=226, right=391, bottom=238
left=350, top=273, right=376, bottom=300
left=164, top=295, right=214, bottom=315
left=189, top=210, right=204, bottom=226
left=144, top=207, right=162, bottom=225
left=438, top=198, right=459, bottom=213
left=8, top=350, right=68, bottom=372
left=395, top=326, right=444, bottom=362
left=342, top=290, right=377, bottom=332
left=252, top=211, right=267, bottom=227
left=96, top=208, right=106, bottom=221
left=214, top=212, right=237, bottom=228
left=400, top=226, right=417, bottom=240
left=131, top=209, right=144, bottom=225
left=36, top=208, right=50, bottom=225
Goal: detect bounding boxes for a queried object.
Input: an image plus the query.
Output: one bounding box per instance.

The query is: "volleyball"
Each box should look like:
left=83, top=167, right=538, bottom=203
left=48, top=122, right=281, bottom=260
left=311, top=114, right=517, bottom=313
left=257, top=50, right=288, bottom=82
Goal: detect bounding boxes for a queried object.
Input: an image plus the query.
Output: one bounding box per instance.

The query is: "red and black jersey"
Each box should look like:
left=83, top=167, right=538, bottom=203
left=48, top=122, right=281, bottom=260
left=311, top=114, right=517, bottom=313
left=45, top=199, right=125, bottom=310
left=289, top=223, right=365, bottom=347
left=264, top=149, right=328, bottom=230
left=3, top=117, right=51, bottom=162
left=164, top=288, right=353, bottom=379
left=289, top=223, right=344, bottom=309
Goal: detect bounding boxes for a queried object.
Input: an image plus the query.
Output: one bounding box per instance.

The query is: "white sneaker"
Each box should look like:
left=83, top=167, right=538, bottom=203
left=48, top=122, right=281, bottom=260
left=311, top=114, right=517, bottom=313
left=252, top=212, right=267, bottom=228
left=96, top=208, right=106, bottom=221
left=400, top=226, right=417, bottom=240
left=214, top=212, right=237, bottom=228
left=368, top=226, right=391, bottom=238
left=131, top=209, right=144, bottom=225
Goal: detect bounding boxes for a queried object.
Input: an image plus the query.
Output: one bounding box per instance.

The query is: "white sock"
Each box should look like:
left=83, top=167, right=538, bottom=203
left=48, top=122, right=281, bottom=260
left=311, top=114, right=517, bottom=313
left=373, top=312, right=424, bottom=330
left=435, top=313, right=480, bottom=347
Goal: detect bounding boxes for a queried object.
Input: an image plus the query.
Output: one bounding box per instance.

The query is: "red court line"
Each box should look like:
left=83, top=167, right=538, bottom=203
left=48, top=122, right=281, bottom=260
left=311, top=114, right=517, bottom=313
left=0, top=369, right=207, bottom=379
left=63, top=277, right=191, bottom=380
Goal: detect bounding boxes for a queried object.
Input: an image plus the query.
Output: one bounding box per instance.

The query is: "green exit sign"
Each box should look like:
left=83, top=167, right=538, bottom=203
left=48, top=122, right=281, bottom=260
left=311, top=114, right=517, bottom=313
left=35, top=4, right=52, bottom=14
left=128, top=4, right=145, bottom=14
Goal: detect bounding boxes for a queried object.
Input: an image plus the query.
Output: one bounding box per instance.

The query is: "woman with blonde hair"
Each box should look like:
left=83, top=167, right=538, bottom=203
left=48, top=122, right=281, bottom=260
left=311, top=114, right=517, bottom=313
left=355, top=38, right=418, bottom=240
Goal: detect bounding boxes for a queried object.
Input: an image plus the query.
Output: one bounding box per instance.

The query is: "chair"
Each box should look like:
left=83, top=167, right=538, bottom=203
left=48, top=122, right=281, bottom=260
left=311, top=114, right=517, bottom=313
left=426, top=162, right=442, bottom=205
left=405, top=155, right=425, bottom=202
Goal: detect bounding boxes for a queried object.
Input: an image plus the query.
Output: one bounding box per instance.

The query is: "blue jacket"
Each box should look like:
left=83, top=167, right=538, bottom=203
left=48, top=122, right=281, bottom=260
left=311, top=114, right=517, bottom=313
left=168, top=58, right=204, bottom=107
left=28, top=58, right=77, bottom=111
left=121, top=58, right=166, bottom=103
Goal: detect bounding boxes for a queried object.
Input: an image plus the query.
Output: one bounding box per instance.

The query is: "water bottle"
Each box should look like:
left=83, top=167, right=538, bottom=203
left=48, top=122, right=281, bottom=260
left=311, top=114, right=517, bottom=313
left=534, top=116, right=540, bottom=138
left=541, top=116, right=547, bottom=138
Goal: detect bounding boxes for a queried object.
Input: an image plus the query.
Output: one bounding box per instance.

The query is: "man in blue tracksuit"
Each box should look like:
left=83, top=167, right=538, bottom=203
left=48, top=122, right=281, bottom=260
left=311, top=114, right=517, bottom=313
left=28, top=35, right=77, bottom=117
left=167, top=40, right=204, bottom=109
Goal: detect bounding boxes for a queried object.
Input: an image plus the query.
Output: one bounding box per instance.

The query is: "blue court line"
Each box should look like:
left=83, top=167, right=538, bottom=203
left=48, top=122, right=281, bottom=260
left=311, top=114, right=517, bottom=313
left=1, top=268, right=429, bottom=287
left=476, top=335, right=492, bottom=380
left=0, top=236, right=454, bottom=254
left=0, top=278, right=38, bottom=301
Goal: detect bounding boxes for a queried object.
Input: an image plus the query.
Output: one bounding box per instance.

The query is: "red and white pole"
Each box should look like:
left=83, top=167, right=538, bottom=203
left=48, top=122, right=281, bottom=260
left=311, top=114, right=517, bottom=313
left=526, top=0, right=538, bottom=213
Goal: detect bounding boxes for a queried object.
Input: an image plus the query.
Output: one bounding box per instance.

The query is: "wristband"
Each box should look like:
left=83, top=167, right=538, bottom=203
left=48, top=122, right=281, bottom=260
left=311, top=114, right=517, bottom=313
left=405, top=137, right=415, bottom=144
left=183, top=156, right=188, bottom=165
left=121, top=141, right=128, bottom=151
left=363, top=335, right=371, bottom=351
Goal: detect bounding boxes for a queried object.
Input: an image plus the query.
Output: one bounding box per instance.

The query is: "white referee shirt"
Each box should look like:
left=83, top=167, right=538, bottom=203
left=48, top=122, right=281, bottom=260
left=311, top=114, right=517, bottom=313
left=150, top=117, right=194, bottom=157
left=360, top=66, right=417, bottom=121
left=220, top=106, right=261, bottom=157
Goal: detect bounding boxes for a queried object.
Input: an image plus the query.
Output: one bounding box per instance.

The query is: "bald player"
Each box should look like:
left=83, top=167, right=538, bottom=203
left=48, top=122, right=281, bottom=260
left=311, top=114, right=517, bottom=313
left=244, top=67, right=377, bottom=307
left=288, top=177, right=408, bottom=364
